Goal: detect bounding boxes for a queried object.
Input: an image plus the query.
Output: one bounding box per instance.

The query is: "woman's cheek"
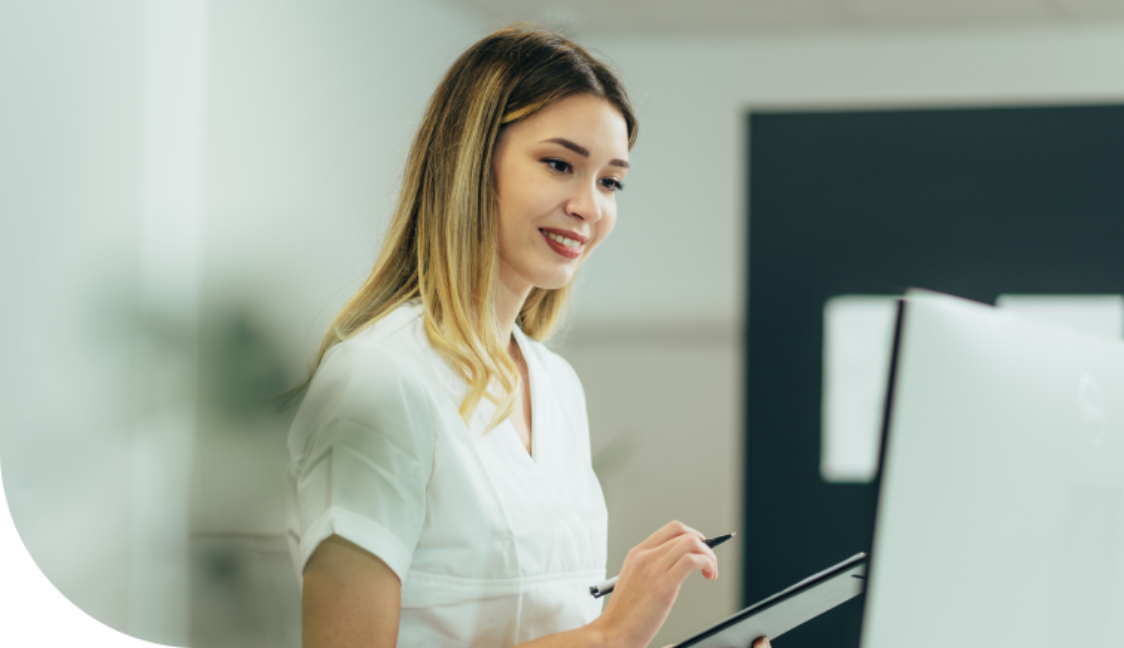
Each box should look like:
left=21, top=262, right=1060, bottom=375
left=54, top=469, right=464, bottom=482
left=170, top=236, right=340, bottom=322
left=583, top=234, right=605, bottom=260
left=598, top=213, right=618, bottom=244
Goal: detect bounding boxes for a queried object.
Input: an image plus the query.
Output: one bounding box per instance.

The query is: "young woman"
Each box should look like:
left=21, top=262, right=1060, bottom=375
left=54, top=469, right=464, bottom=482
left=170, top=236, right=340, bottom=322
left=286, top=25, right=770, bottom=648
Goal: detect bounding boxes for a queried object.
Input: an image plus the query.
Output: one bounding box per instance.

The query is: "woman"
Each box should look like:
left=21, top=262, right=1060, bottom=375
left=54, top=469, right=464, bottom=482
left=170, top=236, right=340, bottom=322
left=286, top=24, right=769, bottom=648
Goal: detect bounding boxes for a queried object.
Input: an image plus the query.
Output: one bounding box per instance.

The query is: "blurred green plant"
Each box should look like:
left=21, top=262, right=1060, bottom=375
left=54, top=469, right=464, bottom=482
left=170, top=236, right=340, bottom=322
left=199, top=306, right=293, bottom=424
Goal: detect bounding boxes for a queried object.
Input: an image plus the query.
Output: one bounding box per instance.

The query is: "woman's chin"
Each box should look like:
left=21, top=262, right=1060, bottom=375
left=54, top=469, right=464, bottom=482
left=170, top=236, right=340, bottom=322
left=532, top=269, right=577, bottom=291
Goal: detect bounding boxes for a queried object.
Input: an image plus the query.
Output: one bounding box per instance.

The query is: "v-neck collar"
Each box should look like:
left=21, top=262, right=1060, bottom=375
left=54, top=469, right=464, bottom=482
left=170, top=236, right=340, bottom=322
left=407, top=300, right=542, bottom=464
left=508, top=325, right=540, bottom=464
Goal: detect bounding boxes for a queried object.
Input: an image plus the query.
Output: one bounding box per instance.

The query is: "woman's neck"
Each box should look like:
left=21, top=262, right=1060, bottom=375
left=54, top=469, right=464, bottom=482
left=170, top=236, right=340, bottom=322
left=494, top=272, right=532, bottom=348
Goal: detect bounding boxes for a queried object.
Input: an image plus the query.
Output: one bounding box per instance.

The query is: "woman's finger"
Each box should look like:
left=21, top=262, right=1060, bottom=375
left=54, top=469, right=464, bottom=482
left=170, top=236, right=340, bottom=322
left=753, top=637, right=771, bottom=648
left=634, top=520, right=706, bottom=552
left=666, top=551, right=713, bottom=585
left=656, top=534, right=718, bottom=582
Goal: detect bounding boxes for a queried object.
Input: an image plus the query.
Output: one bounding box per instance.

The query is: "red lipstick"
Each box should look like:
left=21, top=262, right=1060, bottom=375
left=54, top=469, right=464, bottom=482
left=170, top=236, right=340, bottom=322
left=539, top=228, right=589, bottom=244
left=539, top=228, right=583, bottom=259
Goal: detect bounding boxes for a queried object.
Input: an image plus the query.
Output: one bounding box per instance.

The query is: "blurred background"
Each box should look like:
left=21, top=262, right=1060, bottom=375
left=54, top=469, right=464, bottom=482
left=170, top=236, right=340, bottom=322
left=3, top=1, right=1124, bottom=647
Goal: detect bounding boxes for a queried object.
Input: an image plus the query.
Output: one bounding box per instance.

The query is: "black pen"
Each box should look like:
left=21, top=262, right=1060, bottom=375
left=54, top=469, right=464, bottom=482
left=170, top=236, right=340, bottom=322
left=589, top=532, right=736, bottom=598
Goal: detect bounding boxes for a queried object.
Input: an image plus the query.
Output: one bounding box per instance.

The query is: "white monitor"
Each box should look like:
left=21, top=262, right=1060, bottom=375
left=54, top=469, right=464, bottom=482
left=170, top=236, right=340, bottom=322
left=861, top=291, right=1124, bottom=648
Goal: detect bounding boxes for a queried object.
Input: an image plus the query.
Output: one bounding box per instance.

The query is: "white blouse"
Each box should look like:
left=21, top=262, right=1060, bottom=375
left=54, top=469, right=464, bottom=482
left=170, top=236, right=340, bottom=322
left=286, top=300, right=608, bottom=646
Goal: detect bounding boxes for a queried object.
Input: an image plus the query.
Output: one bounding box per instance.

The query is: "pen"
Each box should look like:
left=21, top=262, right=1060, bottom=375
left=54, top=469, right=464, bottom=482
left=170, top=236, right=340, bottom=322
left=589, top=532, right=736, bottom=598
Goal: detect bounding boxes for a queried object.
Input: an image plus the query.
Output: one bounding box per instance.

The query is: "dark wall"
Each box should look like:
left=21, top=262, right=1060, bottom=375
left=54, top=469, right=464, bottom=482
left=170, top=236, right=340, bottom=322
left=744, top=104, right=1124, bottom=648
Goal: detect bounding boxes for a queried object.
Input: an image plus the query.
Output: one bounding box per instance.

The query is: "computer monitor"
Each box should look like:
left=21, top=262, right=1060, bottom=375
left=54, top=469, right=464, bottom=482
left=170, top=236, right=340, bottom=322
left=861, top=291, right=1124, bottom=647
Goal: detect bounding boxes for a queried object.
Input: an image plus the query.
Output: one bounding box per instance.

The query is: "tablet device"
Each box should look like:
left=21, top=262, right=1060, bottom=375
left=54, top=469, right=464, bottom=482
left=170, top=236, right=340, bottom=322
left=673, top=553, right=867, bottom=647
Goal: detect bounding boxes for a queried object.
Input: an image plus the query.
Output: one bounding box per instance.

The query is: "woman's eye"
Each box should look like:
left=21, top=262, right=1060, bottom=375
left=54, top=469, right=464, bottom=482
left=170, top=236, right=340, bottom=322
left=600, top=177, right=625, bottom=192
left=543, top=158, right=571, bottom=174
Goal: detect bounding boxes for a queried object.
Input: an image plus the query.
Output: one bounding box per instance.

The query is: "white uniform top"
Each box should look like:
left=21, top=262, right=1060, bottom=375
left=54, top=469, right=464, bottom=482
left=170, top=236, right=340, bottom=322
left=286, top=300, right=608, bottom=647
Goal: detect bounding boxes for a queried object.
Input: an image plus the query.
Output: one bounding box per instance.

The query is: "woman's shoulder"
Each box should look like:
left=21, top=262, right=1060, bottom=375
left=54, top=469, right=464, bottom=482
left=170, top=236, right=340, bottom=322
left=317, top=300, right=425, bottom=370
left=288, top=301, right=438, bottom=478
left=337, top=298, right=424, bottom=349
left=295, top=301, right=434, bottom=431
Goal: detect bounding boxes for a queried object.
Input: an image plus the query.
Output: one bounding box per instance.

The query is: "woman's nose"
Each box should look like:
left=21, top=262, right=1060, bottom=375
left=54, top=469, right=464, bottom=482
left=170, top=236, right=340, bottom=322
left=565, top=181, right=603, bottom=223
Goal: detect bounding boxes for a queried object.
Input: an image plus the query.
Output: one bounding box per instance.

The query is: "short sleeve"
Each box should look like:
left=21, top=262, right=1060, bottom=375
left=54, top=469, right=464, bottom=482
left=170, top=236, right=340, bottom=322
left=286, top=342, right=435, bottom=584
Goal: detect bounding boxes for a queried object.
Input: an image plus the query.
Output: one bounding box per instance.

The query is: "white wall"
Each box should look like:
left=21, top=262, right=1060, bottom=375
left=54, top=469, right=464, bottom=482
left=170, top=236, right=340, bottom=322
left=577, top=23, right=1124, bottom=325
left=564, top=22, right=1124, bottom=646
left=199, top=0, right=488, bottom=372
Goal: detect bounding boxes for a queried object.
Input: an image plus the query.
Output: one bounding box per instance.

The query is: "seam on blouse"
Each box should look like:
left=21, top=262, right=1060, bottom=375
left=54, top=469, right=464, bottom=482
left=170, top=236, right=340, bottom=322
left=365, top=344, right=438, bottom=492
left=385, top=342, right=439, bottom=491
left=332, top=414, right=424, bottom=463
left=359, top=341, right=439, bottom=552
left=292, top=306, right=423, bottom=472
left=386, top=319, right=450, bottom=490
left=336, top=329, right=438, bottom=487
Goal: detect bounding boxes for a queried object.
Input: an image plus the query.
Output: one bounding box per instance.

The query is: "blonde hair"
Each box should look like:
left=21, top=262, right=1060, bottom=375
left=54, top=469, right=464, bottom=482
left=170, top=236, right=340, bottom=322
left=296, top=25, right=637, bottom=430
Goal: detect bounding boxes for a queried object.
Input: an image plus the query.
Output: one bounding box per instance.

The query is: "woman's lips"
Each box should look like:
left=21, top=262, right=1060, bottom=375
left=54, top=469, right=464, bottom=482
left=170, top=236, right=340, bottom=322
left=539, top=229, right=583, bottom=259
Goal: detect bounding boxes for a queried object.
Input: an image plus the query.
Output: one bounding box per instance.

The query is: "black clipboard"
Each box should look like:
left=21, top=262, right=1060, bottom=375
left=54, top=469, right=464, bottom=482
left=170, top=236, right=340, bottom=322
left=673, top=553, right=868, bottom=647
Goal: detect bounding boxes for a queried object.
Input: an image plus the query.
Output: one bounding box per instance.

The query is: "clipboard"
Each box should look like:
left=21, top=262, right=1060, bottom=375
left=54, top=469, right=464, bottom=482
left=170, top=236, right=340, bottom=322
left=673, top=553, right=868, bottom=647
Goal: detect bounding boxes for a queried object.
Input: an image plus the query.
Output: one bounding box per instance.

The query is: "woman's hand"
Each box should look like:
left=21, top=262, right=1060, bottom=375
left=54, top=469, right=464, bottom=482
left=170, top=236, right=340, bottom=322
left=590, top=520, right=721, bottom=648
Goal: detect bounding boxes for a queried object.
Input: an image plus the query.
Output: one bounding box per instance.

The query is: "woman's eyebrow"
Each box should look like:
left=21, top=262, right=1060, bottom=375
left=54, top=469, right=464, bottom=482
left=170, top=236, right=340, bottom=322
left=542, top=137, right=630, bottom=169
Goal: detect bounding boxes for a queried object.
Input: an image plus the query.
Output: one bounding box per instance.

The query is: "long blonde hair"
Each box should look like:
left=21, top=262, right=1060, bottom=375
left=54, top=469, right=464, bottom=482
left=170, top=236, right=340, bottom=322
left=297, top=25, right=637, bottom=429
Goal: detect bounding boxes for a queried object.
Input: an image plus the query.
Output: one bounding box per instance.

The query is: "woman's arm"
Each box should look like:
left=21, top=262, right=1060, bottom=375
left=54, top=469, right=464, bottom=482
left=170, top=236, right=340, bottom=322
left=302, top=535, right=402, bottom=648
left=302, top=523, right=768, bottom=648
left=302, top=533, right=616, bottom=648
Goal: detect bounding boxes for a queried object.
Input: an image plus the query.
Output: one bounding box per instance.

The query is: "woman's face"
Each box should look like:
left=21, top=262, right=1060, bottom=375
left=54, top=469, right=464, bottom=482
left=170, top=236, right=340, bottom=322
left=492, top=93, right=630, bottom=296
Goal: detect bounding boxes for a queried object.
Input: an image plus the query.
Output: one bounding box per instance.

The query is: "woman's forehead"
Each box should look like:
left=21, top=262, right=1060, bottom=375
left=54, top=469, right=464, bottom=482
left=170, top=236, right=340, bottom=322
left=510, top=95, right=629, bottom=160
